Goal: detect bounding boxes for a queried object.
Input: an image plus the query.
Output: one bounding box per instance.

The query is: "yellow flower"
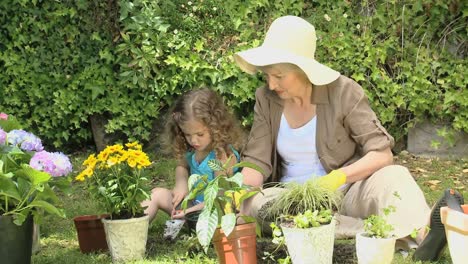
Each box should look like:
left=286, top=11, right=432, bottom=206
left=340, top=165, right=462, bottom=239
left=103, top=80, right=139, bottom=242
left=97, top=150, right=110, bottom=162
left=107, top=156, right=120, bottom=167
left=75, top=173, right=85, bottom=182
left=83, top=154, right=97, bottom=167
left=127, top=158, right=137, bottom=168
left=125, top=142, right=141, bottom=150
left=83, top=167, right=94, bottom=177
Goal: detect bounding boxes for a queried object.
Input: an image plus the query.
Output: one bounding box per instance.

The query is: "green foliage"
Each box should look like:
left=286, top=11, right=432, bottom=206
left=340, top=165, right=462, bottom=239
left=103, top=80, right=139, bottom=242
left=182, top=158, right=262, bottom=253
left=0, top=115, right=22, bottom=132
left=267, top=179, right=343, bottom=218
left=291, top=209, right=333, bottom=228
left=363, top=205, right=396, bottom=239
left=303, top=0, right=467, bottom=141
left=0, top=0, right=466, bottom=150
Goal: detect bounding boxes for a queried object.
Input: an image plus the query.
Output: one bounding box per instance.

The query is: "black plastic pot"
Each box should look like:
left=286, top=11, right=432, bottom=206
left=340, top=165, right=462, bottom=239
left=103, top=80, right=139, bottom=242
left=0, top=214, right=34, bottom=264
left=185, top=211, right=201, bottom=233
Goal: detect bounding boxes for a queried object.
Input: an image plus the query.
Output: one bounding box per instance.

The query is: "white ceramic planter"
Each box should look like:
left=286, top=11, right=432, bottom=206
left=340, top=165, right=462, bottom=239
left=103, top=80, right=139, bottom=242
left=441, top=205, right=468, bottom=264
left=281, top=218, right=335, bottom=264
left=355, top=232, right=395, bottom=264
left=102, top=215, right=149, bottom=263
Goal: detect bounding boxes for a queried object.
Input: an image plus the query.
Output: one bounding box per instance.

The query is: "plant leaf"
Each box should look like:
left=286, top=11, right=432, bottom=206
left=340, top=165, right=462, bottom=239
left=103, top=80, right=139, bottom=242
left=29, top=200, right=66, bottom=218
left=232, top=161, right=264, bottom=174
left=0, top=174, right=21, bottom=201
left=238, top=187, right=261, bottom=205
left=203, top=179, right=219, bottom=212
left=225, top=172, right=243, bottom=187
left=221, top=213, right=236, bottom=237
left=187, top=174, right=203, bottom=191
left=18, top=165, right=51, bottom=186
left=207, top=159, right=223, bottom=171
left=196, top=208, right=218, bottom=253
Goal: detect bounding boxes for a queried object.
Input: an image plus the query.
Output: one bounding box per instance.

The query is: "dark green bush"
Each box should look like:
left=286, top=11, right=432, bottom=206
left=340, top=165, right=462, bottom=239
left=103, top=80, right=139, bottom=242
left=0, top=0, right=466, bottom=150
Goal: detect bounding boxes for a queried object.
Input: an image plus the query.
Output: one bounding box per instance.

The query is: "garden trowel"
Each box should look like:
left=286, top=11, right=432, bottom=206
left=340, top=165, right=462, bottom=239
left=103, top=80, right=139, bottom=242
left=163, top=219, right=185, bottom=240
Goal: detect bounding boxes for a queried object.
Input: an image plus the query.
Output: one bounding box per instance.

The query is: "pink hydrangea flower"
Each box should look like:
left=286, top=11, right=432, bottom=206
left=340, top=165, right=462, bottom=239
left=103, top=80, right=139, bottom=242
left=30, top=151, right=73, bottom=177
left=0, top=128, right=6, bottom=144
left=0, top=112, right=8, bottom=120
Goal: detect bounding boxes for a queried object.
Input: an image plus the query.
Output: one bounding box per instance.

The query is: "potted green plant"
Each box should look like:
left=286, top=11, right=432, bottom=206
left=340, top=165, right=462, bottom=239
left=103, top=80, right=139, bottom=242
left=0, top=113, right=73, bottom=264
left=75, top=142, right=152, bottom=262
left=266, top=179, right=342, bottom=264
left=181, top=159, right=262, bottom=264
left=355, top=205, right=397, bottom=264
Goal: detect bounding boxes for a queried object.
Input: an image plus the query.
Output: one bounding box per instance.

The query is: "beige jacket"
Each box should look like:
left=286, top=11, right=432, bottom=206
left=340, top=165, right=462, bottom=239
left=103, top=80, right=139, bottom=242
left=242, top=75, right=395, bottom=183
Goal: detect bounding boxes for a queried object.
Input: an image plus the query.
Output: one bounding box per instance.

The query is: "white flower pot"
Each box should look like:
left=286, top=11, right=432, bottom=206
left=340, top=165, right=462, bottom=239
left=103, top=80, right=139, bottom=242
left=355, top=232, right=395, bottom=264
left=441, top=205, right=468, bottom=264
left=102, top=215, right=149, bottom=263
left=281, top=218, right=335, bottom=264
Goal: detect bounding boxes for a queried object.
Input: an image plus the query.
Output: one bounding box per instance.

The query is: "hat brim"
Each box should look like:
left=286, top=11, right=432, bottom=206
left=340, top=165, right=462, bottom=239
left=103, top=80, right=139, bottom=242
left=234, top=46, right=340, bottom=86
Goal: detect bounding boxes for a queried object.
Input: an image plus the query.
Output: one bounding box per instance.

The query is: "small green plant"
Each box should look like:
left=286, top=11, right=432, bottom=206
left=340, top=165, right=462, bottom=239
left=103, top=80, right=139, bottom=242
left=290, top=209, right=333, bottom=228
left=363, top=205, right=396, bottom=239
left=182, top=158, right=263, bottom=252
left=262, top=222, right=291, bottom=264
left=262, top=178, right=340, bottom=263
left=363, top=191, right=402, bottom=239
left=267, top=178, right=342, bottom=218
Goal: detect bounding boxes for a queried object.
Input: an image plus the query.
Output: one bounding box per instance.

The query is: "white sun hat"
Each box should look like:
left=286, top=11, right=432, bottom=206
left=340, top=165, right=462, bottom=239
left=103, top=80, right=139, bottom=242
left=234, top=15, right=340, bottom=86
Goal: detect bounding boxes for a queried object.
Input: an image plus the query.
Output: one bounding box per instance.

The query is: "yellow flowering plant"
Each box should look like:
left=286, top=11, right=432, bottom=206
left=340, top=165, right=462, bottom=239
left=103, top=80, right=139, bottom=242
left=76, top=142, right=152, bottom=219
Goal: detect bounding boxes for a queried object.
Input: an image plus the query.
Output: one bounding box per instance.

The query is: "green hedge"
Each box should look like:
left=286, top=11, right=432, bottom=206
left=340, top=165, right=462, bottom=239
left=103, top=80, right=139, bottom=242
left=0, top=0, right=466, bottom=150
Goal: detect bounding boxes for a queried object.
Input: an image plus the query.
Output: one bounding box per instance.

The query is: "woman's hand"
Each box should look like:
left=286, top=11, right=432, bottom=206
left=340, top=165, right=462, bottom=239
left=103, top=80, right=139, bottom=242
left=316, top=169, right=347, bottom=191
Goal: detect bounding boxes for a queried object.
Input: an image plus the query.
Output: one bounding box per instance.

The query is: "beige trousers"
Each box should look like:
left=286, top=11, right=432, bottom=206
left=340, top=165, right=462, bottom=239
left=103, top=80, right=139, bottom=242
left=250, top=165, right=431, bottom=240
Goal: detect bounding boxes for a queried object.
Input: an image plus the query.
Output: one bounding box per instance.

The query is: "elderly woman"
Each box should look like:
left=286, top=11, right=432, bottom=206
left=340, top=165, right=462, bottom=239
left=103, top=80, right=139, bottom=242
left=233, top=15, right=463, bottom=261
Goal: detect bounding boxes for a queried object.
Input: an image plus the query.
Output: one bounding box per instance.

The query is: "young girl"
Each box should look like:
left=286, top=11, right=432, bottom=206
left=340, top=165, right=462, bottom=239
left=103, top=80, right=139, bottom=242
left=142, top=88, right=245, bottom=222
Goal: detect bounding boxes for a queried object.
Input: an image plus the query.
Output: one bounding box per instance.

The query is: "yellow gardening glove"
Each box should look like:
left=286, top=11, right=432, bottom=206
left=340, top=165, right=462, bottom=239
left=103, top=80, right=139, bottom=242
left=224, top=190, right=246, bottom=213
left=316, top=170, right=347, bottom=191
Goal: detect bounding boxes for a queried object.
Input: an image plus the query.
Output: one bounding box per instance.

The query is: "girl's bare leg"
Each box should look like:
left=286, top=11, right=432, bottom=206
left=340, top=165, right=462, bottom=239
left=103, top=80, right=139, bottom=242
left=141, top=187, right=174, bottom=222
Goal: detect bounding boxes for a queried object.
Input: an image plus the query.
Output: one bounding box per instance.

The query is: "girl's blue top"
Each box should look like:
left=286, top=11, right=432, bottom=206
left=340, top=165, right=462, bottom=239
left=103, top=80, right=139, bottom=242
left=185, top=146, right=240, bottom=203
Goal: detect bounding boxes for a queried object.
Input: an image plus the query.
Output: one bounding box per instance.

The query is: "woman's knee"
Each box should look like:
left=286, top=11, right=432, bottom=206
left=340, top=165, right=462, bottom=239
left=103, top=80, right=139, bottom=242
left=370, top=164, right=413, bottom=186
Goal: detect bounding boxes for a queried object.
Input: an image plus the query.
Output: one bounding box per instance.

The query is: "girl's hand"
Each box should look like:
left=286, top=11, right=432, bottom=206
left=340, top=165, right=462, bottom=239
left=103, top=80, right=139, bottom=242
left=172, top=202, right=204, bottom=219
left=171, top=209, right=186, bottom=219
left=171, top=187, right=188, bottom=210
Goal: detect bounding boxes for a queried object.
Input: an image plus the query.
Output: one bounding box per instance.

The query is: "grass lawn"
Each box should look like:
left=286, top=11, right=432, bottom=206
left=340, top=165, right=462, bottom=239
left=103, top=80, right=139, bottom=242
left=32, top=152, right=467, bottom=263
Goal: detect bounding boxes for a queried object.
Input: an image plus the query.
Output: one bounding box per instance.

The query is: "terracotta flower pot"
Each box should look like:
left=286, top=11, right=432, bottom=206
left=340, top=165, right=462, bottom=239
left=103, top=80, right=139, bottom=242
left=212, top=222, right=257, bottom=264
left=441, top=204, right=468, bottom=264
left=73, top=214, right=109, bottom=253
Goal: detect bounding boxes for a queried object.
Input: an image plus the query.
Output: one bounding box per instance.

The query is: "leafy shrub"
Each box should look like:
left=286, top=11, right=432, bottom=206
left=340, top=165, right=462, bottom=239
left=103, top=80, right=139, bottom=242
left=0, top=0, right=466, bottom=150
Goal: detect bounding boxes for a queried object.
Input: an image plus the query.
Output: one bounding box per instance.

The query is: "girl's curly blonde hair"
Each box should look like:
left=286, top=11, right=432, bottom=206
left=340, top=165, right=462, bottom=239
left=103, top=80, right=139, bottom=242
left=162, top=88, right=245, bottom=161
